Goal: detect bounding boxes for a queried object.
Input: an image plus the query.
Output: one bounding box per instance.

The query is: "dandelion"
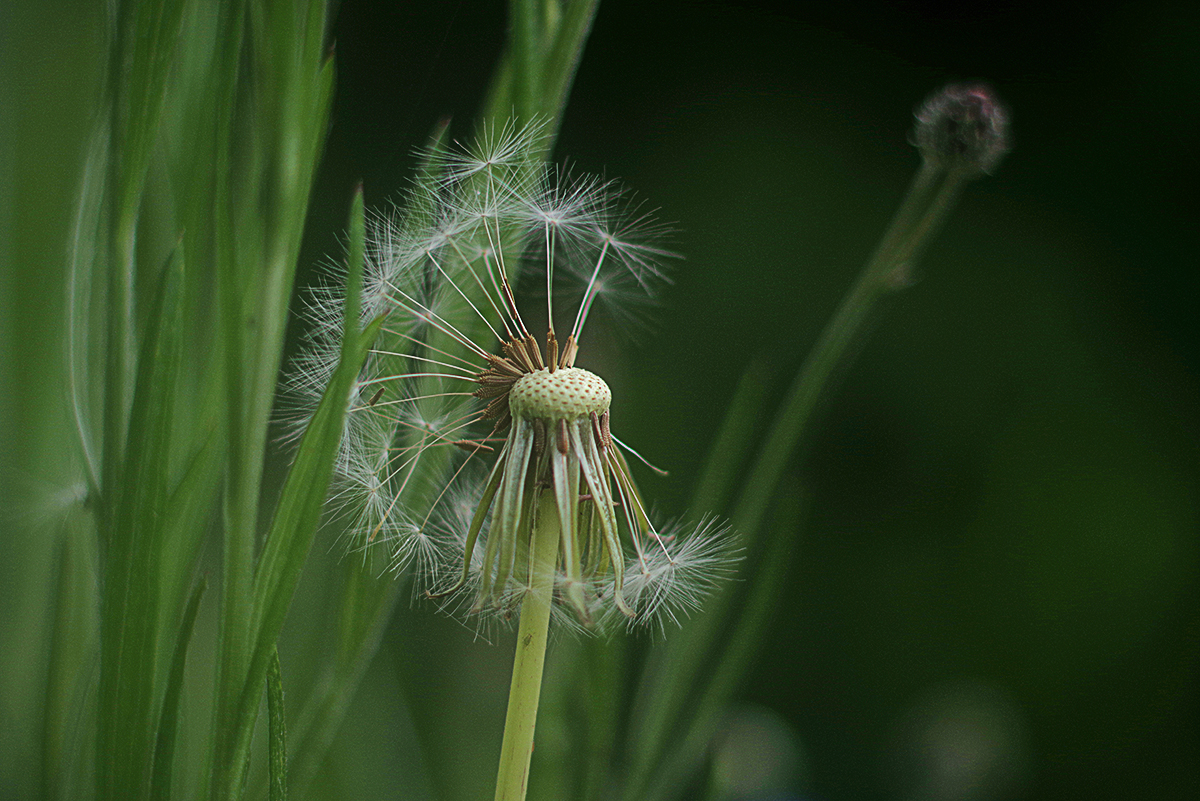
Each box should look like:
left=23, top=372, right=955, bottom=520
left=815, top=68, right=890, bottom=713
left=286, top=119, right=733, bottom=800
left=288, top=120, right=731, bottom=629
left=912, top=83, right=1011, bottom=176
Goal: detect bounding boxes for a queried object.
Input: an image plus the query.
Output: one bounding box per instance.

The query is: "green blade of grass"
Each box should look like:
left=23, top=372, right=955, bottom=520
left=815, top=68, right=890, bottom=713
left=286, top=567, right=409, bottom=800
left=538, top=0, right=600, bottom=135
left=509, top=0, right=543, bottom=121
left=154, top=430, right=223, bottom=658
left=149, top=576, right=208, bottom=801
left=101, top=0, right=190, bottom=541
left=219, top=187, right=376, bottom=801
left=483, top=0, right=600, bottom=147
left=211, top=6, right=333, bottom=797
left=267, top=649, right=289, bottom=801
left=281, top=122, right=450, bottom=799
left=97, top=242, right=184, bottom=801
left=108, top=0, right=190, bottom=221
left=691, top=361, right=773, bottom=515
left=209, top=6, right=254, bottom=797
left=623, top=360, right=773, bottom=792
left=41, top=522, right=99, bottom=801
left=642, top=491, right=807, bottom=801
left=580, top=633, right=625, bottom=801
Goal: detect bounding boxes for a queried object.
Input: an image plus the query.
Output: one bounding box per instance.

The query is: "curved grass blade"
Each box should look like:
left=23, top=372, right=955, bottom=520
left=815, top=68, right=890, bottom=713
left=97, top=242, right=184, bottom=801
left=219, top=187, right=377, bottom=801
left=623, top=361, right=773, bottom=794
left=642, top=492, right=806, bottom=801
left=149, top=576, right=207, bottom=801
left=281, top=120, right=451, bottom=799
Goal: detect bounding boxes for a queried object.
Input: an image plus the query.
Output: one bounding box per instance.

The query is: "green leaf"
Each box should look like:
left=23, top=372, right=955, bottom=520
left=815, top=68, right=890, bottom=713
left=110, top=0, right=190, bottom=222
left=623, top=361, right=773, bottom=795
left=212, top=6, right=335, bottom=798
left=102, top=0, right=191, bottom=523
left=286, top=566, right=407, bottom=799
left=97, top=241, right=185, bottom=801
left=42, top=524, right=99, bottom=801
left=149, top=577, right=208, bottom=801
left=281, top=124, right=447, bottom=801
left=219, top=187, right=379, bottom=801
left=691, top=361, right=773, bottom=514
left=581, top=634, right=625, bottom=801
left=267, top=649, right=289, bottom=801
left=540, top=0, right=600, bottom=135
left=155, top=431, right=224, bottom=656
left=509, top=0, right=543, bottom=121
left=483, top=0, right=600, bottom=148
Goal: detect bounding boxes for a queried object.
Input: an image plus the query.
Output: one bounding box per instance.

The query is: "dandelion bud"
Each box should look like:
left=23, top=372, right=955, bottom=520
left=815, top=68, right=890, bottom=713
left=912, top=83, right=1010, bottom=176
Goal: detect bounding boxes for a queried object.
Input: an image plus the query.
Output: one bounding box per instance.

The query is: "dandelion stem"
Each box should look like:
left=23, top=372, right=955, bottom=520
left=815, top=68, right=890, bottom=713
left=494, top=490, right=560, bottom=801
left=734, top=158, right=967, bottom=535
left=626, top=158, right=972, bottom=799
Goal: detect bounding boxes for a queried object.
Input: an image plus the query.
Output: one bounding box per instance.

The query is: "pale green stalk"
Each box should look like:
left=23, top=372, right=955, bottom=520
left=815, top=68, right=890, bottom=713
left=732, top=159, right=967, bottom=534
left=494, top=490, right=561, bottom=801
left=626, top=158, right=974, bottom=801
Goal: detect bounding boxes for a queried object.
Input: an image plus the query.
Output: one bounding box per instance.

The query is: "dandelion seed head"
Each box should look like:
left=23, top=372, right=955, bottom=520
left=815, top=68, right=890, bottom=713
left=913, top=83, right=1010, bottom=176
left=288, top=120, right=733, bottom=630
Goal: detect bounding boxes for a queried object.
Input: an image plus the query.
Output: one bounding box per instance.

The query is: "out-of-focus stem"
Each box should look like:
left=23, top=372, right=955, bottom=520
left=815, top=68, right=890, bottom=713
left=627, top=158, right=972, bottom=801
left=733, top=160, right=968, bottom=534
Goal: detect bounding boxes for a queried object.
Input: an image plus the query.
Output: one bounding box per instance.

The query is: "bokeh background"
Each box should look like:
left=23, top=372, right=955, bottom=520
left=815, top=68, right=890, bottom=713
left=2, top=1, right=1196, bottom=800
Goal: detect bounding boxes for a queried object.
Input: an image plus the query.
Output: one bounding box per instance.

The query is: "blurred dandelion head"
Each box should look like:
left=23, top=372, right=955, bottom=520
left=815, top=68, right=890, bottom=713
left=912, top=83, right=1010, bottom=176
left=289, top=121, right=732, bottom=629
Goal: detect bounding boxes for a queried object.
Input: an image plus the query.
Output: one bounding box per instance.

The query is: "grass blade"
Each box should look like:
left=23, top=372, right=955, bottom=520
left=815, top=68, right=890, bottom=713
left=149, top=576, right=208, bottom=801
left=211, top=6, right=333, bottom=797
left=41, top=525, right=99, bottom=801
left=643, top=492, right=807, bottom=801
left=219, top=187, right=376, bottom=800
left=281, top=122, right=450, bottom=797
left=540, top=0, right=600, bottom=134
left=101, top=0, right=190, bottom=540
left=97, top=242, right=184, bottom=801
left=267, top=649, right=289, bottom=801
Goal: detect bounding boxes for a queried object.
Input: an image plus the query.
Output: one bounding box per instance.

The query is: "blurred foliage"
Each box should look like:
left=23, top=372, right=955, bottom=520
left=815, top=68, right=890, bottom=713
left=3, top=2, right=1197, bottom=801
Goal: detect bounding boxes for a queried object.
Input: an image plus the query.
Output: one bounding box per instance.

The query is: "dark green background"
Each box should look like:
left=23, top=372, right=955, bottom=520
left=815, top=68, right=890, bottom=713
left=2, top=2, right=1196, bottom=800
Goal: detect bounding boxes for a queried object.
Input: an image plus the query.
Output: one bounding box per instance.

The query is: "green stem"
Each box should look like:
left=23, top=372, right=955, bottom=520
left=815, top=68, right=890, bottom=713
left=626, top=158, right=971, bottom=800
left=495, top=490, right=561, bottom=801
left=510, top=0, right=542, bottom=121
left=732, top=159, right=967, bottom=535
